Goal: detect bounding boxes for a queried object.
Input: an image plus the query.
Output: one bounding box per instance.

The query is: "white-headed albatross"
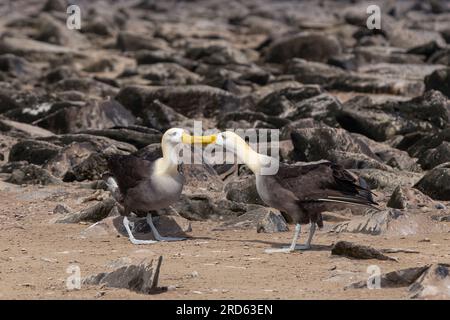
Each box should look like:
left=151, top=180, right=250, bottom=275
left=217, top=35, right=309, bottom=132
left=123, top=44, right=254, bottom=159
left=104, top=128, right=216, bottom=245
left=214, top=131, right=378, bottom=253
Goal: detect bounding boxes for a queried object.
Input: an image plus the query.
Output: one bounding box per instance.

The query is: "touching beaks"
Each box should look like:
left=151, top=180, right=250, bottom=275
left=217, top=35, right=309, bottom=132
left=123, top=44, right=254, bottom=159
left=182, top=133, right=217, bottom=145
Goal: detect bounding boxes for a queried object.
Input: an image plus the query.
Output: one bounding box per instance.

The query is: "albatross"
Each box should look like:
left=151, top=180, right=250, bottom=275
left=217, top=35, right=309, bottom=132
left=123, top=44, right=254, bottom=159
left=104, top=128, right=216, bottom=245
left=213, top=131, right=378, bottom=253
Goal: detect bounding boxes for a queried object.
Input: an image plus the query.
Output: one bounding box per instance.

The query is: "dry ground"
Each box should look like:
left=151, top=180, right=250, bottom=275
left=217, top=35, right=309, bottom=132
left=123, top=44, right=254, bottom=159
left=1, top=180, right=449, bottom=300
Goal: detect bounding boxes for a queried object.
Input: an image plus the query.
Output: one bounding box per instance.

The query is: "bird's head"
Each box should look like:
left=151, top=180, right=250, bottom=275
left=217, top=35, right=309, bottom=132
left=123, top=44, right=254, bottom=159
left=214, top=131, right=247, bottom=153
left=162, top=128, right=217, bottom=146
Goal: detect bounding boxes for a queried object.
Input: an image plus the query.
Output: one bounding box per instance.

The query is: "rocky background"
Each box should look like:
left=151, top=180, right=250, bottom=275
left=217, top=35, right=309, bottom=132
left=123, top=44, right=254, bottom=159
left=1, top=0, right=450, bottom=299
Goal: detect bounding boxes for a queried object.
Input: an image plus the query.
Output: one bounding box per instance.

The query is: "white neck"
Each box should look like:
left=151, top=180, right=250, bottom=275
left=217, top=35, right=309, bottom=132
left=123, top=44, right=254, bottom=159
left=233, top=138, right=271, bottom=175
left=154, top=141, right=179, bottom=175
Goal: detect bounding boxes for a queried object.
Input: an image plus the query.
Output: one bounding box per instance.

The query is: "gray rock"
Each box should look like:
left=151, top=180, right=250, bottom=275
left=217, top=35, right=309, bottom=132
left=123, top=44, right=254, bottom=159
left=425, top=68, right=450, bottom=98
left=265, top=32, right=342, bottom=63
left=0, top=118, right=54, bottom=138
left=286, top=58, right=424, bottom=96
left=53, top=203, right=72, bottom=214
left=347, top=266, right=429, bottom=289
left=116, top=32, right=172, bottom=52
left=414, top=163, right=450, bottom=200
left=387, top=186, right=434, bottom=210
left=332, top=209, right=436, bottom=235
left=409, top=264, right=450, bottom=299
left=336, top=90, right=449, bottom=141
left=186, top=43, right=249, bottom=65
left=255, top=85, right=341, bottom=126
left=115, top=85, right=240, bottom=119
left=7, top=163, right=60, bottom=185
left=56, top=198, right=116, bottom=223
left=225, top=175, right=264, bottom=205
left=331, top=241, right=397, bottom=261
left=290, top=127, right=388, bottom=170
left=80, top=126, right=161, bottom=149
left=83, top=256, right=163, bottom=294
left=215, top=206, right=288, bottom=233
left=137, top=63, right=201, bottom=85
left=418, top=141, right=450, bottom=170
left=9, top=139, right=61, bottom=165
left=353, top=169, right=422, bottom=190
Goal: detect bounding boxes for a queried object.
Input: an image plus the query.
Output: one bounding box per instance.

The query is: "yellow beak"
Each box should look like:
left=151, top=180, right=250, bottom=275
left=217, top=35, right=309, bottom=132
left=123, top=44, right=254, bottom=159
left=182, top=133, right=216, bottom=145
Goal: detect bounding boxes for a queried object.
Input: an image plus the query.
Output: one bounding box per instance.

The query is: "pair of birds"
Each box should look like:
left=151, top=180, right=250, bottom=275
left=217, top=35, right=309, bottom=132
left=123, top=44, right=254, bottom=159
left=105, top=128, right=378, bottom=253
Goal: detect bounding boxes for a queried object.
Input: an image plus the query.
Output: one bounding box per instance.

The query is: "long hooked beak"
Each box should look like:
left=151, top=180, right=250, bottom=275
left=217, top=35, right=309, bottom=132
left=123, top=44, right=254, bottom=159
left=182, top=133, right=217, bottom=145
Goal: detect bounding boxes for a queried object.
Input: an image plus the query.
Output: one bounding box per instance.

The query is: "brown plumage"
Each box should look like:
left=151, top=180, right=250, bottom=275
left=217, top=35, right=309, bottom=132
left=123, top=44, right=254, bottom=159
left=258, top=161, right=377, bottom=228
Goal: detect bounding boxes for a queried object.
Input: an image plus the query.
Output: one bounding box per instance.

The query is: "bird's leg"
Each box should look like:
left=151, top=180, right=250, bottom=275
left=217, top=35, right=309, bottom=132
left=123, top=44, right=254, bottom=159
left=146, top=213, right=186, bottom=241
left=294, top=223, right=316, bottom=250
left=265, top=223, right=301, bottom=253
left=123, top=216, right=157, bottom=245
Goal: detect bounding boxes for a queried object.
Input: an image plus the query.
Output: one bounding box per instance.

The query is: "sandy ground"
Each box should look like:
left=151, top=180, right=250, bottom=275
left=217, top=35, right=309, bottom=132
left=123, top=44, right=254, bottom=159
left=1, top=181, right=450, bottom=300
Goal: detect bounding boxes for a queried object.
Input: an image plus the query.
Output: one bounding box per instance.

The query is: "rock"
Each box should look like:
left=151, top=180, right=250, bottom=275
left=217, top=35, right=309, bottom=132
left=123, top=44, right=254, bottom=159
left=286, top=58, right=424, bottom=96
left=53, top=203, right=72, bottom=214
left=216, top=206, right=288, bottom=233
left=0, top=36, right=82, bottom=60
left=83, top=256, right=163, bottom=294
left=134, top=50, right=196, bottom=70
left=39, top=134, right=137, bottom=154
left=116, top=85, right=240, bottom=118
left=164, top=194, right=249, bottom=221
left=33, top=100, right=135, bottom=134
left=139, top=100, right=190, bottom=132
left=336, top=91, right=450, bottom=141
left=56, top=198, right=116, bottom=223
left=265, top=32, right=342, bottom=63
left=0, top=118, right=54, bottom=138
left=116, top=32, right=171, bottom=52
left=217, top=111, right=288, bottom=130
left=409, top=264, right=450, bottom=299
left=353, top=133, right=420, bottom=172
left=414, top=163, right=450, bottom=200
left=80, top=126, right=161, bottom=149
left=290, top=128, right=387, bottom=169
left=255, top=85, right=341, bottom=126
left=407, top=129, right=450, bottom=159
left=418, top=141, right=450, bottom=169
left=42, top=0, right=67, bottom=12
left=181, top=163, right=224, bottom=192
left=347, top=266, right=429, bottom=289
left=43, top=66, right=76, bottom=84
left=137, top=63, right=201, bottom=85
left=8, top=139, right=61, bottom=165
left=331, top=209, right=440, bottom=236
left=43, top=135, right=135, bottom=178
left=185, top=43, right=249, bottom=65
left=63, top=152, right=108, bottom=182
left=33, top=13, right=88, bottom=49
left=225, top=175, right=264, bottom=205
left=331, top=241, right=397, bottom=261
left=387, top=186, right=435, bottom=210
left=256, top=208, right=289, bottom=233
left=0, top=54, right=36, bottom=78
left=51, top=78, right=118, bottom=97
left=353, top=169, right=422, bottom=190
left=82, top=214, right=191, bottom=240
left=7, top=163, right=60, bottom=185
left=387, top=26, right=446, bottom=50
left=424, top=68, right=450, bottom=98
left=81, top=18, right=114, bottom=37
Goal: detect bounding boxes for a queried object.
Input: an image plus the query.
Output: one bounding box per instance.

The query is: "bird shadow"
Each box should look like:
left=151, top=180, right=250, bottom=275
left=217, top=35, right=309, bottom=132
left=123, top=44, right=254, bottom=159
left=221, top=238, right=333, bottom=252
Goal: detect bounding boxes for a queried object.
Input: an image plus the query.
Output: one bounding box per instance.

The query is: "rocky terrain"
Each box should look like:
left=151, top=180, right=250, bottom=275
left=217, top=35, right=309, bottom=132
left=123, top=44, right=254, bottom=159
left=0, top=0, right=450, bottom=299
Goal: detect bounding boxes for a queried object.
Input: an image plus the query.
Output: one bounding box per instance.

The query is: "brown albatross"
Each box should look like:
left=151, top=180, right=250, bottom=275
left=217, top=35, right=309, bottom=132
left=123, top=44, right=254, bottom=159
left=104, top=128, right=216, bottom=245
left=213, top=131, right=378, bottom=253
